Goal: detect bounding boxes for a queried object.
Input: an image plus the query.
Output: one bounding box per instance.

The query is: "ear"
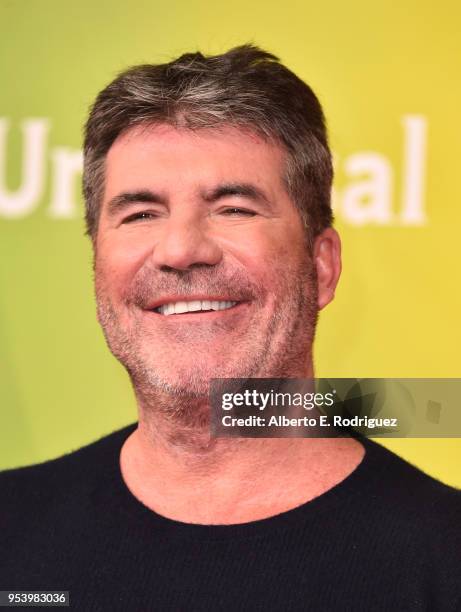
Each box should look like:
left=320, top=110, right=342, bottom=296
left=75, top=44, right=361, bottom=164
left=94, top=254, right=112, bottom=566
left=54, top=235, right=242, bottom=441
left=313, top=228, right=342, bottom=310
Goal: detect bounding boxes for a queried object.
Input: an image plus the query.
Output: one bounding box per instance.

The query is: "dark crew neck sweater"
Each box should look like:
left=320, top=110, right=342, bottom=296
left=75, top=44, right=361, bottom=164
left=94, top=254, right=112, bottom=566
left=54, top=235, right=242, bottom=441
left=1, top=423, right=460, bottom=611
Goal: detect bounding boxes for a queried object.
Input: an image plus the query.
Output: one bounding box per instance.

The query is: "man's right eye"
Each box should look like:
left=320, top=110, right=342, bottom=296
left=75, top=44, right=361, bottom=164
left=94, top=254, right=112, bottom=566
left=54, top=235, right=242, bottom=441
left=122, top=211, right=158, bottom=224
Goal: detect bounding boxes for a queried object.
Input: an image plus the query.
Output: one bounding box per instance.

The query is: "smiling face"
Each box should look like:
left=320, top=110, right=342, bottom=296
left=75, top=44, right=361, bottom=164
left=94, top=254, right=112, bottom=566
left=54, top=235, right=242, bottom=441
left=94, top=124, right=333, bottom=399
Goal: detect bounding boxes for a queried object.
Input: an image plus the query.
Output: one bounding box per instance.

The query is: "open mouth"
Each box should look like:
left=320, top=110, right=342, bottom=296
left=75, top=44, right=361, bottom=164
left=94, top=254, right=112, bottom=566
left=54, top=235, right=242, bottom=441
left=153, top=300, right=239, bottom=316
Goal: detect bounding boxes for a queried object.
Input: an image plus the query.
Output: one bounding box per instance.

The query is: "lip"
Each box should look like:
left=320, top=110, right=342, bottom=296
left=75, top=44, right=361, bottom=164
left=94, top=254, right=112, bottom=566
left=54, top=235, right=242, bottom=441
left=146, top=295, right=245, bottom=311
left=143, top=298, right=249, bottom=319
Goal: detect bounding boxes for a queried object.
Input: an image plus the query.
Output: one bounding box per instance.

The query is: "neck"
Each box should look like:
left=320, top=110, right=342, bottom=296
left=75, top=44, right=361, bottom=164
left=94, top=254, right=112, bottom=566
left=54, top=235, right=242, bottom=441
left=120, top=360, right=365, bottom=525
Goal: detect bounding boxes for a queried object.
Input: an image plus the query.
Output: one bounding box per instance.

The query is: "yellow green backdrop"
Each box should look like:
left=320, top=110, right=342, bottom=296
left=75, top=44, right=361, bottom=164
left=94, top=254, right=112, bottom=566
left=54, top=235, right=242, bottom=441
left=1, top=0, right=460, bottom=486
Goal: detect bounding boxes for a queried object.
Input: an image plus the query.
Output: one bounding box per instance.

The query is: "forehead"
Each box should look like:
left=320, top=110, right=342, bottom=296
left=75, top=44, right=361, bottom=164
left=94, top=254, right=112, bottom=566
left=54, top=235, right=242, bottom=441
left=104, top=123, right=288, bottom=196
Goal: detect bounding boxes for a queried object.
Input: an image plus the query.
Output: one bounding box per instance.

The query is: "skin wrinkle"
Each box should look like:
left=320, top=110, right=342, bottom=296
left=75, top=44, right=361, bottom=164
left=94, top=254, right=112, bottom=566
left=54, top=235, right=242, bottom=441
left=96, top=251, right=318, bottom=436
left=86, top=122, right=327, bottom=242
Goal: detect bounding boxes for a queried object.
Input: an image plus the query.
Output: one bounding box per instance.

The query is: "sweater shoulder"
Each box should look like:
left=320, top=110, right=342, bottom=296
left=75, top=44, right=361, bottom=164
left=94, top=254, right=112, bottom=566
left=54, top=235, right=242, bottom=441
left=0, top=423, right=136, bottom=518
left=358, top=437, right=461, bottom=530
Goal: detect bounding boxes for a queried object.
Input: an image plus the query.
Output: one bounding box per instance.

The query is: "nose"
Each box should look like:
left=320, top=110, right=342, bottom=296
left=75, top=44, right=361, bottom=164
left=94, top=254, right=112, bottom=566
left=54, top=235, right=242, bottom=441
left=151, top=217, right=223, bottom=271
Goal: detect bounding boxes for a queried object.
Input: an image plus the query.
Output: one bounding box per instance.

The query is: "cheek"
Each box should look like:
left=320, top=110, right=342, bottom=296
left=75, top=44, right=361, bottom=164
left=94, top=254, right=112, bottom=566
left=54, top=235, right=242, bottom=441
left=95, top=233, right=152, bottom=297
left=221, top=222, right=306, bottom=281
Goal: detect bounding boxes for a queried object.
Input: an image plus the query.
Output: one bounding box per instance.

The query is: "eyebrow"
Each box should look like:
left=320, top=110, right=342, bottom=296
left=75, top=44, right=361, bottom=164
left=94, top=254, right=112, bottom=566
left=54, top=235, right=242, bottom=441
left=105, top=182, right=274, bottom=217
left=202, top=182, right=273, bottom=210
left=106, top=190, right=167, bottom=217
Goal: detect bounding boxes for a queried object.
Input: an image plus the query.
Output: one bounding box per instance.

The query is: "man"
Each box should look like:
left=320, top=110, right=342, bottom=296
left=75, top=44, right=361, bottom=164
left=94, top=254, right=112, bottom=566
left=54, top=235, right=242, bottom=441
left=1, top=45, right=460, bottom=611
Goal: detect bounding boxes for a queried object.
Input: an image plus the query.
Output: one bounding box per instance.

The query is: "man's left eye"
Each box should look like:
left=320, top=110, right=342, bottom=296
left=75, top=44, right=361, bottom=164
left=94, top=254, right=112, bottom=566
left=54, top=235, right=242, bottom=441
left=219, top=208, right=256, bottom=216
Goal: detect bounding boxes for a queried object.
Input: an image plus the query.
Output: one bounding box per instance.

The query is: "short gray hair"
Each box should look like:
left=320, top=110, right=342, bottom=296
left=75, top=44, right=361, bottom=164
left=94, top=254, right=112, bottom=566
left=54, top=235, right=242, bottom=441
left=83, top=44, right=333, bottom=244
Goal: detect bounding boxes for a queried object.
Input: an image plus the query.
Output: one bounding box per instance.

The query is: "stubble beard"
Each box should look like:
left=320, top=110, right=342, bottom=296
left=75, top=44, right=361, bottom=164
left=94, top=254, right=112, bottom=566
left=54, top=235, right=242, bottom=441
left=95, top=256, right=318, bottom=431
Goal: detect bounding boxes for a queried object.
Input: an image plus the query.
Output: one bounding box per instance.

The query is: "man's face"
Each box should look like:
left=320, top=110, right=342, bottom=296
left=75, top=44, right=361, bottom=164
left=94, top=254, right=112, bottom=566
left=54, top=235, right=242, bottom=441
left=94, top=124, right=321, bottom=397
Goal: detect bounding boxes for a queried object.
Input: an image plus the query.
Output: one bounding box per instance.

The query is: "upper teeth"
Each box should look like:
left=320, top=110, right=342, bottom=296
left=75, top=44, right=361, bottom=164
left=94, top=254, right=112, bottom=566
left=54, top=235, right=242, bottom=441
left=156, top=300, right=237, bottom=315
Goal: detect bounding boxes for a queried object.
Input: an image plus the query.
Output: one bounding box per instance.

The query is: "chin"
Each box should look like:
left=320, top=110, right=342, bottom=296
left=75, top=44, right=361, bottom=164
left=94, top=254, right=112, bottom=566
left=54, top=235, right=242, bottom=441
left=131, top=356, right=256, bottom=399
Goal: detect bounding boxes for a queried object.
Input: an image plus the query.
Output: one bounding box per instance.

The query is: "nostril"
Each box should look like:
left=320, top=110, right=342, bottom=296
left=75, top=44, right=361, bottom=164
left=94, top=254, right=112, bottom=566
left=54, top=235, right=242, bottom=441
left=151, top=226, right=223, bottom=271
left=159, top=262, right=217, bottom=273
